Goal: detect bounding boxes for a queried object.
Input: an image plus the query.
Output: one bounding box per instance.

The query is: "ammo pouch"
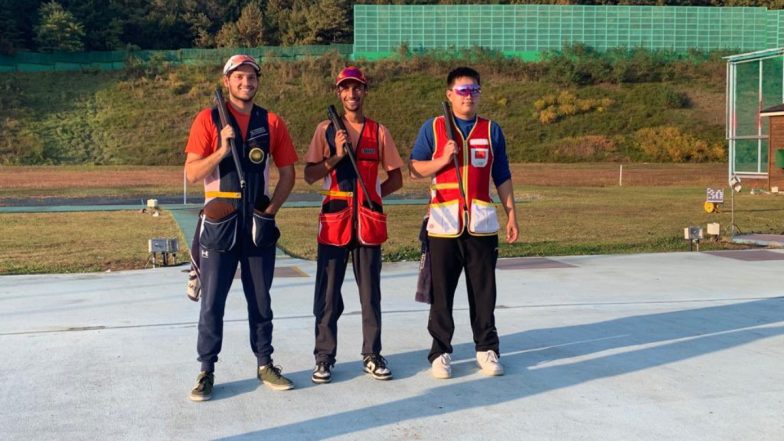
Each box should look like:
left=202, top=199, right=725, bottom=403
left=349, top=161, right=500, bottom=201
left=251, top=210, right=280, bottom=248
left=199, top=199, right=238, bottom=252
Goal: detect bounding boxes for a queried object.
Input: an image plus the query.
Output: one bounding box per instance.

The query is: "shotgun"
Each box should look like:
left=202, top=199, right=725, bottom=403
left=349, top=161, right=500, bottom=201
left=442, top=101, right=467, bottom=207
left=327, top=105, right=374, bottom=209
left=214, top=88, right=246, bottom=189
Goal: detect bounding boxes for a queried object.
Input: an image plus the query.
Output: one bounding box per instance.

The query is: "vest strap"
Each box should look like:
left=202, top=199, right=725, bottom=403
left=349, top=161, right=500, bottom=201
left=431, top=183, right=460, bottom=190
left=205, top=191, right=242, bottom=199
left=319, top=190, right=353, bottom=197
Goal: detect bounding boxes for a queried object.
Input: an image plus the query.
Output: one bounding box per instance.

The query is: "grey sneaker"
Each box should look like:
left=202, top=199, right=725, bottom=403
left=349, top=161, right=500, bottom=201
left=189, top=371, right=214, bottom=401
left=186, top=270, right=200, bottom=302
left=257, top=364, right=294, bottom=391
left=476, top=350, right=504, bottom=376
left=431, top=353, right=452, bottom=379
left=363, top=354, right=392, bottom=380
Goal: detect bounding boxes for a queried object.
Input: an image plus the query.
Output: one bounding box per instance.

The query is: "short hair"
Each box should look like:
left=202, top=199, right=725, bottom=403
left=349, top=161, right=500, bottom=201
left=447, top=67, right=480, bottom=87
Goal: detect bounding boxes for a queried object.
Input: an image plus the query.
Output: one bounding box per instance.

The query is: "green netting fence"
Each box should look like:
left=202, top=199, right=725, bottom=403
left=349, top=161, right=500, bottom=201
left=0, top=44, right=353, bottom=73
left=353, top=5, right=784, bottom=60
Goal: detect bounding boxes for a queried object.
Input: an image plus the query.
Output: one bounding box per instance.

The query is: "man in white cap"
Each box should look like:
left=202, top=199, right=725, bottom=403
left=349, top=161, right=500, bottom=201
left=304, top=66, right=404, bottom=384
left=184, top=54, right=299, bottom=401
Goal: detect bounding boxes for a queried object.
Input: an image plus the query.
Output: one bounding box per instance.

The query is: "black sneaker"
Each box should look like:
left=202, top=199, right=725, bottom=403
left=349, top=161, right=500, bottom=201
left=189, top=371, right=214, bottom=401
left=362, top=354, right=392, bottom=381
left=311, top=361, right=333, bottom=384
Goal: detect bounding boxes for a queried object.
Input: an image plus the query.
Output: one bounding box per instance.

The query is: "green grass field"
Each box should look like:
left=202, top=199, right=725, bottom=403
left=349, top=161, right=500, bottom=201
left=2, top=163, right=781, bottom=275
left=276, top=186, right=781, bottom=262
left=0, top=210, right=188, bottom=274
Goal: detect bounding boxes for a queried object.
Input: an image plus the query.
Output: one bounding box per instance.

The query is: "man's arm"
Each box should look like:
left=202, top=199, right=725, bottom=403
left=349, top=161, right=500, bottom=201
left=184, top=124, right=234, bottom=184
left=303, top=127, right=347, bottom=185
left=408, top=140, right=455, bottom=179
left=304, top=152, right=345, bottom=184
left=380, top=168, right=403, bottom=197
left=264, top=164, right=295, bottom=216
left=496, top=178, right=519, bottom=244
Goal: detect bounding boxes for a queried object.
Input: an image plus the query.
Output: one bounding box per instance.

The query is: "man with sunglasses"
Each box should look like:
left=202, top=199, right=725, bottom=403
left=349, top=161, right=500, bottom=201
left=184, top=54, right=299, bottom=401
left=304, top=66, right=404, bottom=384
left=409, top=66, right=519, bottom=379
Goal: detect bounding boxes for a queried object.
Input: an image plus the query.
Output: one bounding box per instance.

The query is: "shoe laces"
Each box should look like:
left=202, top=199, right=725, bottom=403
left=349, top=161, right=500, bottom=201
left=440, top=353, right=451, bottom=364
left=482, top=351, right=499, bottom=364
left=194, top=371, right=212, bottom=388
left=366, top=354, right=387, bottom=369
left=262, top=364, right=284, bottom=378
left=316, top=361, right=331, bottom=371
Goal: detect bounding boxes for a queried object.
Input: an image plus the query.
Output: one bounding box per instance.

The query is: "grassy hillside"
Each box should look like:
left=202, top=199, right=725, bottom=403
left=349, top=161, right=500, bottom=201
left=0, top=49, right=727, bottom=166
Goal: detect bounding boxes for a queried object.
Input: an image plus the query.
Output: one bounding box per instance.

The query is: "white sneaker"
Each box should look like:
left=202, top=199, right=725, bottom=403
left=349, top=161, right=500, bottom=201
left=186, top=270, right=200, bottom=302
left=431, top=353, right=452, bottom=379
left=476, top=350, right=504, bottom=376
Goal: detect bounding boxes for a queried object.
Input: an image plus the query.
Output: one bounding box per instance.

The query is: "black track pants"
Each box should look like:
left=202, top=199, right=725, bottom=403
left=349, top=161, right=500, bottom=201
left=313, top=243, right=382, bottom=364
left=427, top=232, right=499, bottom=363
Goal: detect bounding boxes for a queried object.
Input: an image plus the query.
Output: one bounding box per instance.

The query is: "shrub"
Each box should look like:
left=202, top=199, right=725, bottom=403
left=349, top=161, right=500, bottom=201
left=534, top=91, right=614, bottom=125
left=633, top=126, right=725, bottom=162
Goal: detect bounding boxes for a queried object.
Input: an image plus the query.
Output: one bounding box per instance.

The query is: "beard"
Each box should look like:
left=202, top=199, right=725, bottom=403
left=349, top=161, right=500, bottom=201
left=231, top=88, right=256, bottom=103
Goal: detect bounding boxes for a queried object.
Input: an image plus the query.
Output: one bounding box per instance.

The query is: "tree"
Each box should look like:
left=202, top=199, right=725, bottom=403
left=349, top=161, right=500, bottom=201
left=0, top=1, right=23, bottom=54
left=236, top=1, right=266, bottom=47
left=64, top=0, right=125, bottom=51
left=34, top=1, right=85, bottom=52
left=215, top=22, right=241, bottom=48
left=262, top=0, right=284, bottom=45
left=304, top=0, right=351, bottom=44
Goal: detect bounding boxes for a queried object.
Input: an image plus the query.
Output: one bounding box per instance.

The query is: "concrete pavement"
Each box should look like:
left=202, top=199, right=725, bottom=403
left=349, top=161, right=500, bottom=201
left=1, top=249, right=783, bottom=440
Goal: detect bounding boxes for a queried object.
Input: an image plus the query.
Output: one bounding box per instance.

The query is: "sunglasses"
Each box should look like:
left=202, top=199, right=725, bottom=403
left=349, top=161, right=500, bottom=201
left=451, top=84, right=481, bottom=97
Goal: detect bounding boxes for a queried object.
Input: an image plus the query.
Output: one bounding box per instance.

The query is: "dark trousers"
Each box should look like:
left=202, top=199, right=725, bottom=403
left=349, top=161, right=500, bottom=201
left=313, top=243, right=382, bottom=364
left=197, top=236, right=276, bottom=372
left=427, top=232, right=499, bottom=363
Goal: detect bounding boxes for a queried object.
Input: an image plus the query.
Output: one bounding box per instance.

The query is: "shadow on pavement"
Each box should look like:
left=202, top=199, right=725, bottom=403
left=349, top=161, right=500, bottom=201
left=217, top=297, right=784, bottom=440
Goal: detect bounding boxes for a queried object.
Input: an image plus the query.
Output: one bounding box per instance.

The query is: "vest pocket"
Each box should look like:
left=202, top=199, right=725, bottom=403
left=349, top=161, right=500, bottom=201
left=251, top=210, right=281, bottom=248
left=357, top=205, right=387, bottom=245
left=317, top=207, right=353, bottom=246
left=427, top=200, right=461, bottom=236
left=469, top=199, right=500, bottom=234
left=200, top=211, right=238, bottom=252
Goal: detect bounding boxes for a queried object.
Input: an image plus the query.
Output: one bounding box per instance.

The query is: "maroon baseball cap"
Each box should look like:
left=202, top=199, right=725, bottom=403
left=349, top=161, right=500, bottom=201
left=336, top=66, right=367, bottom=86
left=223, top=54, right=260, bottom=76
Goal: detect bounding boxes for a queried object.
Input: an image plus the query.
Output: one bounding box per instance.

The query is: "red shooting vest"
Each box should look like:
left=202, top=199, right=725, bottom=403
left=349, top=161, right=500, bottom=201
left=317, top=117, right=388, bottom=246
left=427, top=115, right=499, bottom=238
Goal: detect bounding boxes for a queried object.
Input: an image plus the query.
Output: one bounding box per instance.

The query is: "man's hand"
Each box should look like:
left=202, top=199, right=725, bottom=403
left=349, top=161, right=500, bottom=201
left=218, top=125, right=235, bottom=158
left=505, top=216, right=519, bottom=244
left=443, top=139, right=458, bottom=164
left=334, top=129, right=348, bottom=158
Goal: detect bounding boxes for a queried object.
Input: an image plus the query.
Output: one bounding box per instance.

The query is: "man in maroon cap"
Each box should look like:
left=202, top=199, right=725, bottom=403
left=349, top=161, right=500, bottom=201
left=184, top=54, right=299, bottom=400
left=303, top=66, right=404, bottom=384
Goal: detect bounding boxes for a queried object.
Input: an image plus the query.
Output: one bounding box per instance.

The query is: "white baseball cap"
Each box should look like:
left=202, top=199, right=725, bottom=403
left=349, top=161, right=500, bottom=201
left=223, top=54, right=260, bottom=76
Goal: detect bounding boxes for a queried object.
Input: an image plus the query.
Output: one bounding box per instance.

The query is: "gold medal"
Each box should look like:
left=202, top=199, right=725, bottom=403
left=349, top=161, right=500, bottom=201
left=249, top=147, right=264, bottom=164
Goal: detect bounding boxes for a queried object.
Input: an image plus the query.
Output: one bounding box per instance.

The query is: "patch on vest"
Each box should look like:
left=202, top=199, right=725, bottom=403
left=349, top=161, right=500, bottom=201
left=361, top=148, right=377, bottom=155
left=249, top=147, right=265, bottom=164
left=249, top=127, right=268, bottom=138
left=471, top=147, right=489, bottom=167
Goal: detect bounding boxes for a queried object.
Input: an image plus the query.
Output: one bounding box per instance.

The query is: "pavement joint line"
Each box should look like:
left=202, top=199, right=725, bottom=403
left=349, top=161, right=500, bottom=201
left=3, top=295, right=780, bottom=337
